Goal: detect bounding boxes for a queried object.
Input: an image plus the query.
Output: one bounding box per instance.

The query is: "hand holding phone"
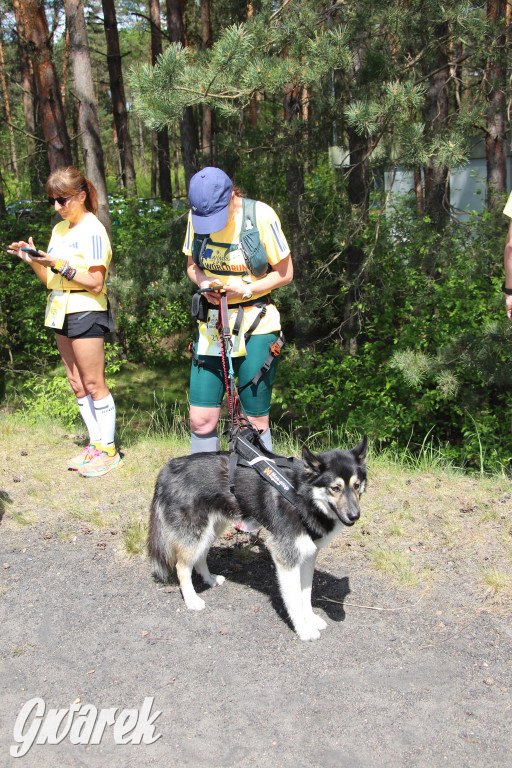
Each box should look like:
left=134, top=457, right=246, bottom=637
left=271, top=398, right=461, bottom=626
left=197, top=284, right=225, bottom=294
left=21, top=247, right=43, bottom=258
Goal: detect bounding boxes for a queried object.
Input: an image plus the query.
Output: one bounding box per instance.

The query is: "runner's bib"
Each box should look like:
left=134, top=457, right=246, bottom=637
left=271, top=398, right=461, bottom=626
left=44, top=290, right=68, bottom=329
left=196, top=309, right=247, bottom=357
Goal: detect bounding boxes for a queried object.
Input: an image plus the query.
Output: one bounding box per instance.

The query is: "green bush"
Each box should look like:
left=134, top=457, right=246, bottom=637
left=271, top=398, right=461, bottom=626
left=17, top=343, right=125, bottom=427
left=275, top=203, right=512, bottom=472
left=109, top=197, right=193, bottom=362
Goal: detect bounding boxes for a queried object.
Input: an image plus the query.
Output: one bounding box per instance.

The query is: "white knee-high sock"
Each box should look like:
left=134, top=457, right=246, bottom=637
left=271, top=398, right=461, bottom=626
left=93, top=393, right=116, bottom=454
left=77, top=396, right=101, bottom=446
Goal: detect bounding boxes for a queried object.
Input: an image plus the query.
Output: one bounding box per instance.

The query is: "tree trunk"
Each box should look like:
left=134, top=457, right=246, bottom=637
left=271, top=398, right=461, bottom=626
left=64, top=0, right=111, bottom=237
left=200, top=0, right=213, bottom=161
left=101, top=0, right=137, bottom=194
left=138, top=116, right=147, bottom=176
left=151, top=130, right=158, bottom=197
left=342, top=127, right=370, bottom=354
left=0, top=165, right=6, bottom=216
left=61, top=25, right=70, bottom=100
left=0, top=32, right=19, bottom=180
left=149, top=0, right=172, bottom=201
left=173, top=131, right=180, bottom=197
left=485, top=0, right=507, bottom=210
left=422, top=23, right=450, bottom=230
left=180, top=108, right=198, bottom=189
left=12, top=0, right=47, bottom=196
left=71, top=96, right=80, bottom=168
left=283, top=84, right=309, bottom=344
left=18, top=0, right=72, bottom=171
left=166, top=0, right=198, bottom=187
left=112, top=118, right=123, bottom=192
left=246, top=0, right=258, bottom=128
left=414, top=166, right=424, bottom=216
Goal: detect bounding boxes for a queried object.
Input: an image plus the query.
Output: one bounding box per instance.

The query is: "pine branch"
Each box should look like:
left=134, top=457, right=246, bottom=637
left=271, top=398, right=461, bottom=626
left=0, top=117, right=46, bottom=145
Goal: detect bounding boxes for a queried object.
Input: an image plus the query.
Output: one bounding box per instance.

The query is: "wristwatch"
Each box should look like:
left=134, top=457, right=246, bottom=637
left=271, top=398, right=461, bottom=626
left=242, top=287, right=253, bottom=300
left=502, top=281, right=512, bottom=295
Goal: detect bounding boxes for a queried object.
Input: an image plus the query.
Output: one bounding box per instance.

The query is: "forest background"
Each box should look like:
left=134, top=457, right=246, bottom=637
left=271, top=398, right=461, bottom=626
left=1, top=0, right=512, bottom=473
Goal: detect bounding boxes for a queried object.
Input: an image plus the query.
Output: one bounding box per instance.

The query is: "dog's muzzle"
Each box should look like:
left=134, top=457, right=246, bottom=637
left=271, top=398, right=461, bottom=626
left=336, top=496, right=360, bottom=526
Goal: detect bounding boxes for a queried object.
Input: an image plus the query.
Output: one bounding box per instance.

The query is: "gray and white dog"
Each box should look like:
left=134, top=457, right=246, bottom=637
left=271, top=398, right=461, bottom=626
left=148, top=437, right=367, bottom=641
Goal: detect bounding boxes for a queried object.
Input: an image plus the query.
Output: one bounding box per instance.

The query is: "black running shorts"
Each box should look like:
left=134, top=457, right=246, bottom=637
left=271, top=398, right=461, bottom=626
left=54, top=310, right=113, bottom=339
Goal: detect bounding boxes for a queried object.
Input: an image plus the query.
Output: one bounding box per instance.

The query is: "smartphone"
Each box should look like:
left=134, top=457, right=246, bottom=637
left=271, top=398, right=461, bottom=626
left=21, top=247, right=43, bottom=258
left=198, top=284, right=225, bottom=294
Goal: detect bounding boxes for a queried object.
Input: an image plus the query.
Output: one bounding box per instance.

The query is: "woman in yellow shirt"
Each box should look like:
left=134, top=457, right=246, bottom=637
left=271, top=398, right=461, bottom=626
left=184, top=167, right=294, bottom=456
left=8, top=167, right=122, bottom=477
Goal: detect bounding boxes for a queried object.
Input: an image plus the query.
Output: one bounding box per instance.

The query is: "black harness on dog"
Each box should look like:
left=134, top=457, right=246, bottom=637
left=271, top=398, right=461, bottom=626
left=193, top=287, right=298, bottom=507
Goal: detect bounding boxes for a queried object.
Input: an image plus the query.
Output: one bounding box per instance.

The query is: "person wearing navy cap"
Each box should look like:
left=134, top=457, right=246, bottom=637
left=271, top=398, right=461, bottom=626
left=183, top=167, right=294, bottom=483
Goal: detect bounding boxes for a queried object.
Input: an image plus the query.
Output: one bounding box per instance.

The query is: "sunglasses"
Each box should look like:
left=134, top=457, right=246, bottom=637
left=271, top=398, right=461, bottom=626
left=48, top=195, right=73, bottom=206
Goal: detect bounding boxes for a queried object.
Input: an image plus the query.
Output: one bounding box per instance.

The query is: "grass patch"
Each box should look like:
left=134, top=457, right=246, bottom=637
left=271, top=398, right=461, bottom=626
left=122, top=518, right=148, bottom=555
left=69, top=508, right=108, bottom=528
left=482, top=569, right=511, bottom=593
left=386, top=522, right=404, bottom=537
left=398, top=505, right=415, bottom=521
left=369, top=545, right=419, bottom=586
left=9, top=510, right=35, bottom=526
left=482, top=508, right=501, bottom=523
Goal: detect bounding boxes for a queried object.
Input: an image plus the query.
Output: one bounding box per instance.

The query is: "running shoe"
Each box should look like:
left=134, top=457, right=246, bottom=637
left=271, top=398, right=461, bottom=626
left=67, top=445, right=101, bottom=471
left=78, top=451, right=123, bottom=477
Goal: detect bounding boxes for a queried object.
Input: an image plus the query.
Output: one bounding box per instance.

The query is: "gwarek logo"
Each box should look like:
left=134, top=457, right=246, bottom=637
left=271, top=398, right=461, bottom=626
left=11, top=696, right=162, bottom=757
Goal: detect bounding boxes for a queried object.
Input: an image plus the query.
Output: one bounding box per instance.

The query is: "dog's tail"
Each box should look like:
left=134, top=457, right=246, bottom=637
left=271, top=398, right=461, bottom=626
left=148, top=493, right=176, bottom=583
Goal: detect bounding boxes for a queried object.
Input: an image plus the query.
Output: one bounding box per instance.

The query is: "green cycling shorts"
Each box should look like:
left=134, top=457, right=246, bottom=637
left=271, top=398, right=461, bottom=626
left=189, top=331, right=280, bottom=416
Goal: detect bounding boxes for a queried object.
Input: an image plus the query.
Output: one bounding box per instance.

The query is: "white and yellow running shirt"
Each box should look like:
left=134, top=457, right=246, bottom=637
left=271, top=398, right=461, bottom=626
left=46, top=213, right=112, bottom=315
left=182, top=200, right=290, bottom=341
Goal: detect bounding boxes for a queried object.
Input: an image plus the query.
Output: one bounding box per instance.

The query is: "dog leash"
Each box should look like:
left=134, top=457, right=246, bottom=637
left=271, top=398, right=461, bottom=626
left=202, top=287, right=299, bottom=506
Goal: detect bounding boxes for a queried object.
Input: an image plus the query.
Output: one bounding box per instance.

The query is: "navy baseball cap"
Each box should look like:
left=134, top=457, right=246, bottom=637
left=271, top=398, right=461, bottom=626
left=188, top=167, right=233, bottom=234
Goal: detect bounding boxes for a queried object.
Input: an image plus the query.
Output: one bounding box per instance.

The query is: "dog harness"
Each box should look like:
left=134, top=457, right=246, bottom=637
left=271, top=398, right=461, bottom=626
left=200, top=287, right=298, bottom=506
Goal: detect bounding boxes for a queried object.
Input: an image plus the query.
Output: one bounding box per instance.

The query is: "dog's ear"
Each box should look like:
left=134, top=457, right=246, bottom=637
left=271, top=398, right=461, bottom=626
left=351, top=435, right=368, bottom=462
left=302, top=445, right=324, bottom=476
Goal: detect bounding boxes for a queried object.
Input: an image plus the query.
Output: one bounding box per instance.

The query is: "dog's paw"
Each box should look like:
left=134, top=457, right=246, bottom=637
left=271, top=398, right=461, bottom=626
left=184, top=595, right=206, bottom=611
left=310, top=613, right=327, bottom=631
left=296, top=625, right=321, bottom=642
left=203, top=574, right=225, bottom=587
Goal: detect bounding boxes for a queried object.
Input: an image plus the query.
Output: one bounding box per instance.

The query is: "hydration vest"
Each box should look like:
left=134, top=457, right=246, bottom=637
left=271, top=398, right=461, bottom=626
left=191, top=198, right=270, bottom=278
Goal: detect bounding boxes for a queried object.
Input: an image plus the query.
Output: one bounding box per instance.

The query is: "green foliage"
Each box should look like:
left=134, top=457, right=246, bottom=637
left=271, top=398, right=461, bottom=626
left=130, top=5, right=351, bottom=128
left=16, top=343, right=125, bottom=428
left=109, top=198, right=192, bottom=362
left=275, top=202, right=512, bottom=473
left=0, top=207, right=60, bottom=368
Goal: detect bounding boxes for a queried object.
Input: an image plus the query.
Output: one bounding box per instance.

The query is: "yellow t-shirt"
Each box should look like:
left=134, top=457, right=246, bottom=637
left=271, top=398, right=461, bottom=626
left=183, top=200, right=290, bottom=337
left=46, top=213, right=112, bottom=314
left=503, top=192, right=512, bottom=219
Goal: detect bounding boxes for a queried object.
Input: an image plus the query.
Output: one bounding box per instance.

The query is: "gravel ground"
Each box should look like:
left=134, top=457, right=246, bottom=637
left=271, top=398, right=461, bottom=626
left=1, top=511, right=511, bottom=768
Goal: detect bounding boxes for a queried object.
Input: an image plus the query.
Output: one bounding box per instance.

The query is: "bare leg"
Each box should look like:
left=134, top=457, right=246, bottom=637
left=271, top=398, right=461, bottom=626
left=56, top=335, right=109, bottom=400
